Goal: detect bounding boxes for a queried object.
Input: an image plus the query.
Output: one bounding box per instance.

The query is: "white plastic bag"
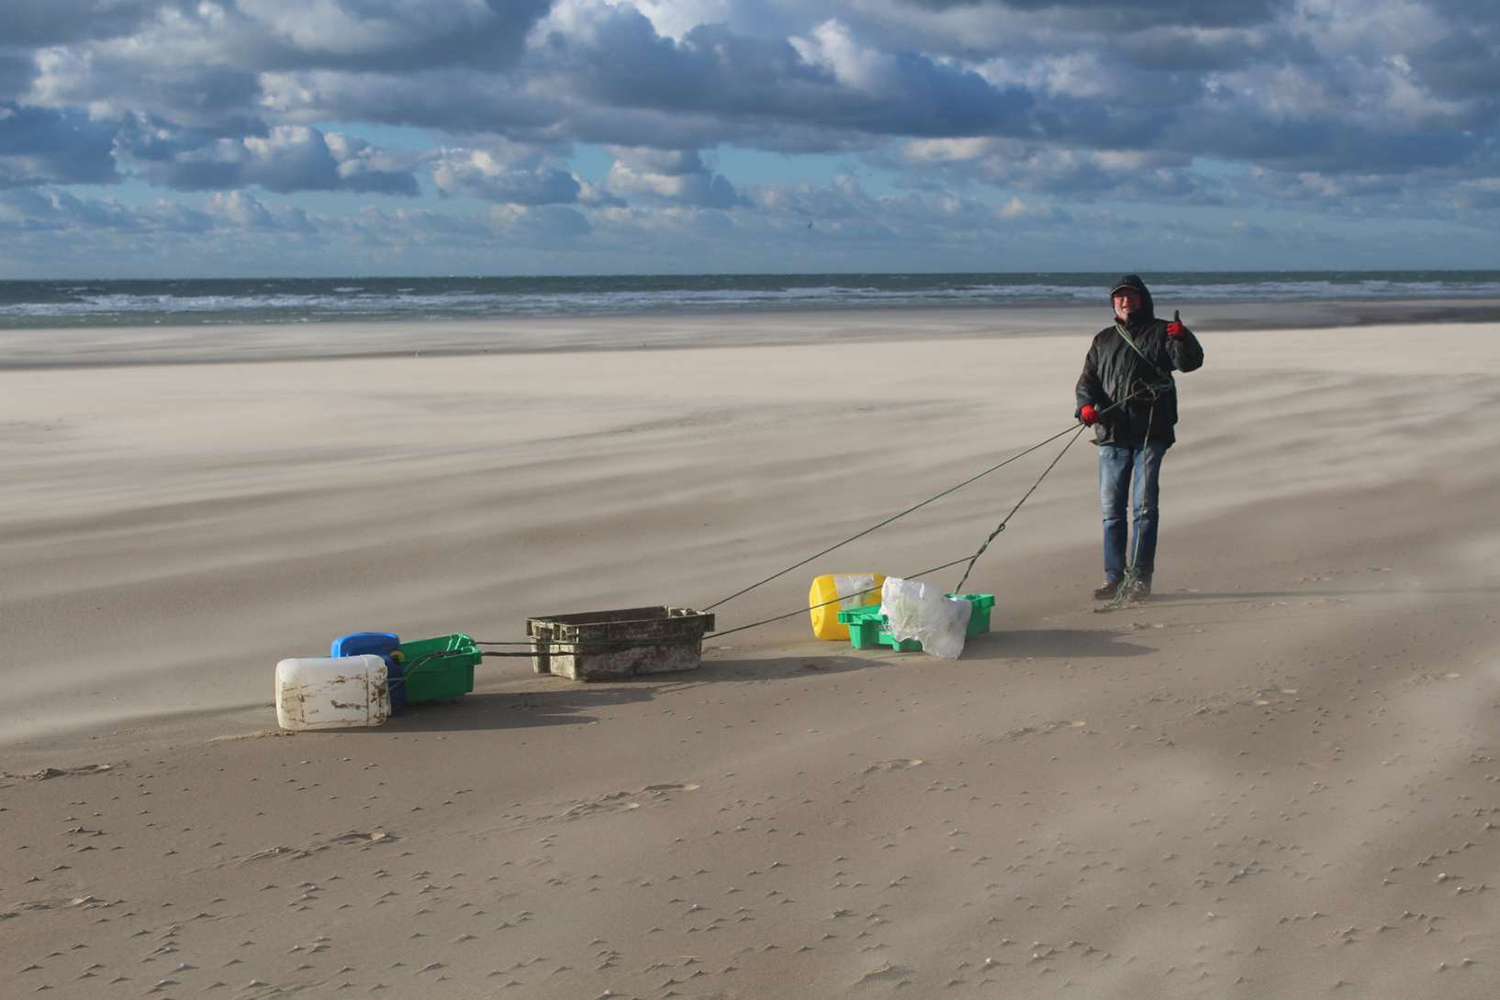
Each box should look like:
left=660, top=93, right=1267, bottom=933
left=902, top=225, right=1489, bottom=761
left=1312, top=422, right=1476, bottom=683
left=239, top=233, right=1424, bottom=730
left=880, top=577, right=972, bottom=659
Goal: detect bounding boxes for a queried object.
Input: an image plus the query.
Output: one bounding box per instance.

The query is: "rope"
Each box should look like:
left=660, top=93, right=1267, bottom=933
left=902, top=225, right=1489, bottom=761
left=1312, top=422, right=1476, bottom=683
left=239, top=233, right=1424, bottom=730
left=472, top=638, right=660, bottom=648
left=708, top=418, right=1085, bottom=641
left=1097, top=565, right=1142, bottom=612
left=476, top=641, right=684, bottom=653
left=951, top=424, right=1086, bottom=593
left=702, top=379, right=1167, bottom=614
left=701, top=423, right=1080, bottom=612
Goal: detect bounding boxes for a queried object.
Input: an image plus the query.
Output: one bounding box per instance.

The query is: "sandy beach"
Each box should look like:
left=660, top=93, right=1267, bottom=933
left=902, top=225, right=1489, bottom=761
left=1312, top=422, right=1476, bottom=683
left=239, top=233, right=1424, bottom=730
left=3, top=307, right=1498, bottom=999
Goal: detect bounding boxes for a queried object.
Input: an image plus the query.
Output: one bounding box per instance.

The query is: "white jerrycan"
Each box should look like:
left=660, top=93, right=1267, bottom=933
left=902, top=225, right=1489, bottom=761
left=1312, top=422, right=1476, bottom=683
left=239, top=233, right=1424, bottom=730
left=275, top=654, right=391, bottom=730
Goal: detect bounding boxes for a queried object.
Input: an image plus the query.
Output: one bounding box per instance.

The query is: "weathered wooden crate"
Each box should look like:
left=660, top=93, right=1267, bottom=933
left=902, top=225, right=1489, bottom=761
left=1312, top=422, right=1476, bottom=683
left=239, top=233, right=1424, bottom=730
left=526, top=606, right=715, bottom=681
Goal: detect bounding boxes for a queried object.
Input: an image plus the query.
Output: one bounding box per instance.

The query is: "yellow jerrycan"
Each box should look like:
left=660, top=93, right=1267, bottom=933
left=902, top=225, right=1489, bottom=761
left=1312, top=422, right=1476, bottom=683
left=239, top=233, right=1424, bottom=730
left=808, top=573, right=886, bottom=640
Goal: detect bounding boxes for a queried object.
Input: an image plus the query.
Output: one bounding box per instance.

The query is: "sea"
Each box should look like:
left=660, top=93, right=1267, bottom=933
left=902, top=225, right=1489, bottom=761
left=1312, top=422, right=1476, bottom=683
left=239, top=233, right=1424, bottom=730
left=2, top=271, right=1498, bottom=328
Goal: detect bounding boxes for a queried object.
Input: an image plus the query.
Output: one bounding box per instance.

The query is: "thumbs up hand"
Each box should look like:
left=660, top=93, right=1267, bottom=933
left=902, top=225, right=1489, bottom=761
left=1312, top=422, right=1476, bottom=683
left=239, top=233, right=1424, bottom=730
left=1165, top=310, right=1186, bottom=338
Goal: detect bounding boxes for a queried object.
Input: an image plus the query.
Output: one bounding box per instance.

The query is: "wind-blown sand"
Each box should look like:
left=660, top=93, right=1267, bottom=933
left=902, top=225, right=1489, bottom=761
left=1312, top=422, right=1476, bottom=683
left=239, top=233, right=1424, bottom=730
left=2, top=309, right=1498, bottom=999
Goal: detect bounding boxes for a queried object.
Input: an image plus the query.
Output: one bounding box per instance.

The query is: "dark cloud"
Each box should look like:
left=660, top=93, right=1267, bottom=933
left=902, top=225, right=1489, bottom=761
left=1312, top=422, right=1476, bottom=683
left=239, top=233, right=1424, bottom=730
left=1426, top=0, right=1500, bottom=25
left=0, top=103, right=120, bottom=187
left=538, top=11, right=1037, bottom=142
left=1180, top=107, right=1479, bottom=175
left=0, top=0, right=181, bottom=47
left=1111, top=24, right=1309, bottom=72
left=900, top=0, right=1291, bottom=29
left=232, top=0, right=555, bottom=73
left=1409, top=29, right=1500, bottom=103
left=0, top=49, right=37, bottom=101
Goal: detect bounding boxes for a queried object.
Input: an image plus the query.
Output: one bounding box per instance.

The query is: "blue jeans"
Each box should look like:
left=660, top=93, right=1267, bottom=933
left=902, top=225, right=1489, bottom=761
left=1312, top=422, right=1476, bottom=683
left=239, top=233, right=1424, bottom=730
left=1099, top=441, right=1166, bottom=583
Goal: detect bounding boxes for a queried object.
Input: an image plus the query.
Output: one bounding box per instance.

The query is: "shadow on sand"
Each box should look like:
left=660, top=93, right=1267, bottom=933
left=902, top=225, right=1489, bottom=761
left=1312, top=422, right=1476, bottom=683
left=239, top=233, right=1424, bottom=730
left=964, top=627, right=1157, bottom=659
left=376, top=627, right=1162, bottom=733
left=1145, top=584, right=1500, bottom=605
left=381, top=685, right=657, bottom=733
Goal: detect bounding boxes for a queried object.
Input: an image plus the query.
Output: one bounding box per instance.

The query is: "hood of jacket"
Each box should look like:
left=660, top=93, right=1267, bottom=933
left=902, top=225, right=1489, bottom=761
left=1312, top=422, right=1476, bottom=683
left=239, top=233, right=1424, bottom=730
left=1109, top=273, right=1156, bottom=327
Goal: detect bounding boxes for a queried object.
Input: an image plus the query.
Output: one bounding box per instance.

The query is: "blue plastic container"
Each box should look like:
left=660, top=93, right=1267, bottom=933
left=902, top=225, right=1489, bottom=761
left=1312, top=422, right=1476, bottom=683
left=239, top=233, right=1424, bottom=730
left=331, top=632, right=405, bottom=709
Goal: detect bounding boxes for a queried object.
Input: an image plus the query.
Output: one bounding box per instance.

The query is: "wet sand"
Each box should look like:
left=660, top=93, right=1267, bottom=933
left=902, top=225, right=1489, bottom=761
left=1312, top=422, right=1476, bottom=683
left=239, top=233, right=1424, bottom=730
left=2, top=310, right=1498, bottom=998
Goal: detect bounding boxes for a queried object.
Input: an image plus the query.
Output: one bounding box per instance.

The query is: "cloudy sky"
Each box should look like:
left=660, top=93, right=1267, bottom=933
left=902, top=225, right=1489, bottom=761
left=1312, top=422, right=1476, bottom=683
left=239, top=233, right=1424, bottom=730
left=2, top=0, right=1497, bottom=277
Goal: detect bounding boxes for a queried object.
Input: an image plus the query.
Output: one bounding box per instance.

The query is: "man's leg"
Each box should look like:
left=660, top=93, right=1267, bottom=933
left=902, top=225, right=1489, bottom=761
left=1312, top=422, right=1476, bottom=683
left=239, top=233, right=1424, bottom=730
left=1128, top=440, right=1167, bottom=589
left=1098, top=445, right=1133, bottom=591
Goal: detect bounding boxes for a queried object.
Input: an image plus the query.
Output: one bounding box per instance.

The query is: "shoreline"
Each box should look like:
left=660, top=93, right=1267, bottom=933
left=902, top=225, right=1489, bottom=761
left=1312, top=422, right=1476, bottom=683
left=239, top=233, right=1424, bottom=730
left=2, top=297, right=1498, bottom=368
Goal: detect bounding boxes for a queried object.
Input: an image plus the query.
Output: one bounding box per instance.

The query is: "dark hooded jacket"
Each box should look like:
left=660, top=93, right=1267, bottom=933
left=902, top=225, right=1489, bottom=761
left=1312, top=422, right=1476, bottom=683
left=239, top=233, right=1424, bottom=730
left=1075, top=274, right=1204, bottom=447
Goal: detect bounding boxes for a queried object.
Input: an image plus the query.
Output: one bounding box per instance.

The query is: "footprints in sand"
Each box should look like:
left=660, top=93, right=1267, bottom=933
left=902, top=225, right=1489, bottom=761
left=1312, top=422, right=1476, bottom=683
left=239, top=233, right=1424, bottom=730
left=552, top=782, right=702, bottom=823
left=859, top=758, right=924, bottom=776
left=8, top=604, right=1500, bottom=1000
left=228, top=830, right=400, bottom=870
left=1, top=762, right=115, bottom=789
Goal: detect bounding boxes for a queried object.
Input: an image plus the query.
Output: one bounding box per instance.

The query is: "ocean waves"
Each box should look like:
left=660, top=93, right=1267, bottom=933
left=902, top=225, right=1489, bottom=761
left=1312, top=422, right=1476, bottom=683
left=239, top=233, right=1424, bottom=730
left=3, top=271, right=1498, bottom=328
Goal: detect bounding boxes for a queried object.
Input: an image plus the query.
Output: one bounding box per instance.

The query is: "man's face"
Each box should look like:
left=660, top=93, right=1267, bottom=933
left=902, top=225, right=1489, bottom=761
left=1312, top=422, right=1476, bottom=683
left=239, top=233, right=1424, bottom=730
left=1113, top=288, right=1142, bottom=322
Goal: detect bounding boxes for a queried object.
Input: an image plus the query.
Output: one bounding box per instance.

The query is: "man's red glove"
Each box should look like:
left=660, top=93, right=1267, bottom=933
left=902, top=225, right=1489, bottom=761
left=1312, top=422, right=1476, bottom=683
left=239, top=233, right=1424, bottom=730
left=1080, top=404, right=1099, bottom=426
left=1166, top=310, right=1186, bottom=338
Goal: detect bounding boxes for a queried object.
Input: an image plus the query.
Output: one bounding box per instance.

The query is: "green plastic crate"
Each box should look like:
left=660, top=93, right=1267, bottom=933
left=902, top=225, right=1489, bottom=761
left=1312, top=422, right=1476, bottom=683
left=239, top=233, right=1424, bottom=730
left=394, top=633, right=480, bottom=703
left=837, top=594, right=994, bottom=652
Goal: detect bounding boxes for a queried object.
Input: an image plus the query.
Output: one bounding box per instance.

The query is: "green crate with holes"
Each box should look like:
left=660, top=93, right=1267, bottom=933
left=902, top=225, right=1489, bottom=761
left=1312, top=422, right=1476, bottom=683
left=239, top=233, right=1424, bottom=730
left=837, top=594, right=994, bottom=652
left=392, top=633, right=480, bottom=702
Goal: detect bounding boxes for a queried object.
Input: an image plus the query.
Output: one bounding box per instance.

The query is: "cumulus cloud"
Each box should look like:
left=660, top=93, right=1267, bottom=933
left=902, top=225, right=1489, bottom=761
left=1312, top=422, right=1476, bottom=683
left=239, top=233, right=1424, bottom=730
left=431, top=148, right=583, bottom=205
left=604, top=147, right=746, bottom=208
left=126, top=124, right=419, bottom=194
left=1, top=0, right=1497, bottom=270
left=13, top=0, right=1489, bottom=180
left=205, top=189, right=315, bottom=231
left=530, top=4, right=1037, bottom=145
left=14, top=1, right=555, bottom=132
left=897, top=136, right=1212, bottom=202
left=0, top=186, right=213, bottom=233
left=489, top=203, right=593, bottom=240
left=28, top=45, right=265, bottom=129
